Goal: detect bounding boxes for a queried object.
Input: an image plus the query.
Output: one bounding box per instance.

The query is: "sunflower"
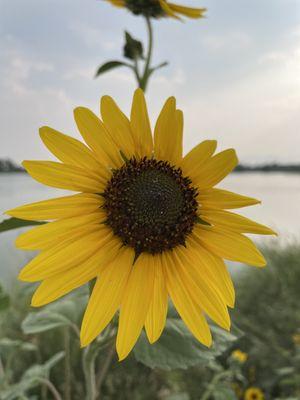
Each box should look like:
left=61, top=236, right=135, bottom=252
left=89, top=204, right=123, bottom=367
left=104, top=0, right=206, bottom=19
left=292, top=333, right=300, bottom=345
left=244, top=387, right=264, bottom=400
left=6, top=89, right=275, bottom=361
left=231, top=349, right=248, bottom=363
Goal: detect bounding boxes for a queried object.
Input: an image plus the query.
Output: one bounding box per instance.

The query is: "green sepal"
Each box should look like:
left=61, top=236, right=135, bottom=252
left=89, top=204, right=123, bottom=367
left=196, top=216, right=211, bottom=226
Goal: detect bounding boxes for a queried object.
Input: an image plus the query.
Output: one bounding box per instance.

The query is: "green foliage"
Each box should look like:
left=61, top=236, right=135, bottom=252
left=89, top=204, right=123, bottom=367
left=0, top=218, right=44, bottom=233
left=123, top=31, right=144, bottom=60
left=1, top=352, right=64, bottom=400
left=0, top=284, right=10, bottom=312
left=231, top=243, right=300, bottom=399
left=95, top=61, right=131, bottom=78
left=134, top=319, right=239, bottom=370
left=1, top=244, right=300, bottom=399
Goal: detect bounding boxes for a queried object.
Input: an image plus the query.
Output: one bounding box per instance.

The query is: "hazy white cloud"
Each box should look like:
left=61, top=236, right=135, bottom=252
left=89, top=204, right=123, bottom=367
left=200, top=31, right=253, bottom=53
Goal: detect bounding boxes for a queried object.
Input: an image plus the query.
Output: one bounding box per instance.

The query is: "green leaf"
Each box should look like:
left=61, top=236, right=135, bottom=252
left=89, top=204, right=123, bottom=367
left=0, top=217, right=45, bottom=233
left=165, top=393, right=190, bottom=400
left=21, top=297, right=86, bottom=335
left=124, top=31, right=144, bottom=60
left=0, top=352, right=64, bottom=400
left=21, top=310, right=72, bottom=334
left=95, top=61, right=130, bottom=77
left=23, top=351, right=65, bottom=381
left=134, top=319, right=240, bottom=370
left=196, top=216, right=211, bottom=226
left=214, top=386, right=238, bottom=400
left=0, top=284, right=10, bottom=311
left=148, top=61, right=169, bottom=75
left=0, top=338, right=37, bottom=352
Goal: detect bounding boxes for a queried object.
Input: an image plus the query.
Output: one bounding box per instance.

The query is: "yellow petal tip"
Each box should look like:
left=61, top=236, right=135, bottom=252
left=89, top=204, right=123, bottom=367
left=31, top=298, right=41, bottom=308
left=80, top=336, right=90, bottom=348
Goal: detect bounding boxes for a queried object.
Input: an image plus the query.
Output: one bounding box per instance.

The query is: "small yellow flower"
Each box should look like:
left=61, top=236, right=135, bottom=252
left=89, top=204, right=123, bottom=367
left=232, top=383, right=243, bottom=399
left=292, top=333, right=300, bottom=345
left=244, top=387, right=264, bottom=400
left=6, top=89, right=276, bottom=361
left=105, top=0, right=206, bottom=20
left=232, top=349, right=248, bottom=363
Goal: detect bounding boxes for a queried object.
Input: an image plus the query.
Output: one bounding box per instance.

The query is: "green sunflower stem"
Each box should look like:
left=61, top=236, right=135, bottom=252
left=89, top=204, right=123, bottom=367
left=83, top=346, right=97, bottom=400
left=82, top=324, right=117, bottom=400
left=139, top=16, right=153, bottom=92
left=64, top=328, right=72, bottom=400
left=200, top=370, right=233, bottom=400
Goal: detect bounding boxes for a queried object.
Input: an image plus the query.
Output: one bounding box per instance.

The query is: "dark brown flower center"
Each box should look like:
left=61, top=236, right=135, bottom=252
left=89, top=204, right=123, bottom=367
left=125, top=0, right=165, bottom=17
left=103, top=157, right=198, bottom=256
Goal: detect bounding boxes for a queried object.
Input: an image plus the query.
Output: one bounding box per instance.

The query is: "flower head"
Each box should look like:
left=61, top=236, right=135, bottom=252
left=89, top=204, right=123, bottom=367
left=292, top=333, right=300, bottom=345
left=244, top=387, right=264, bottom=400
left=6, top=89, right=276, bottom=360
left=232, top=349, right=248, bottom=363
left=105, top=0, right=206, bottom=19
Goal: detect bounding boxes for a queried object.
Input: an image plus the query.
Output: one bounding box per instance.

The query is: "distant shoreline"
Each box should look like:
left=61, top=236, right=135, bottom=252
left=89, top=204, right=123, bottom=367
left=0, top=159, right=300, bottom=174
left=235, top=164, right=300, bottom=173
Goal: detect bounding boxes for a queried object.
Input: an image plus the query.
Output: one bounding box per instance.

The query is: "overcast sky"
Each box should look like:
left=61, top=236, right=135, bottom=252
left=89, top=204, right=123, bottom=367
left=0, top=0, right=299, bottom=164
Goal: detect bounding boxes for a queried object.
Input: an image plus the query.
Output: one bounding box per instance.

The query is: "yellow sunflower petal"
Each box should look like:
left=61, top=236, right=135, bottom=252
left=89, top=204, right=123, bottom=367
left=158, top=0, right=181, bottom=19
left=200, top=209, right=277, bottom=235
left=164, top=252, right=212, bottom=346
left=130, top=89, right=153, bottom=158
left=168, top=3, right=206, bottom=18
left=5, top=194, right=101, bottom=221
left=106, top=0, right=125, bottom=7
left=180, top=140, right=217, bottom=176
left=32, top=271, right=95, bottom=308
left=172, top=247, right=231, bottom=330
left=100, top=96, right=135, bottom=158
left=18, top=227, right=115, bottom=282
left=197, top=188, right=261, bottom=209
left=186, top=237, right=235, bottom=308
left=193, top=225, right=266, bottom=267
left=116, top=253, right=155, bottom=361
left=22, top=161, right=107, bottom=193
left=193, top=149, right=238, bottom=189
left=74, top=107, right=122, bottom=168
left=39, top=126, right=103, bottom=172
left=174, top=109, right=184, bottom=162
left=80, top=246, right=134, bottom=347
left=145, top=254, right=168, bottom=344
left=31, top=248, right=109, bottom=307
left=154, top=97, right=183, bottom=164
left=16, top=211, right=106, bottom=250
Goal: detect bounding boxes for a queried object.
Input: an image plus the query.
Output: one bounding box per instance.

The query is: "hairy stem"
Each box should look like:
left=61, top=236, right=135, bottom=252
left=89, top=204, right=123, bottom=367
left=38, top=378, right=63, bottom=400
left=64, top=328, right=71, bottom=400
left=83, top=346, right=97, bottom=400
left=96, top=343, right=116, bottom=398
left=200, top=370, right=233, bottom=400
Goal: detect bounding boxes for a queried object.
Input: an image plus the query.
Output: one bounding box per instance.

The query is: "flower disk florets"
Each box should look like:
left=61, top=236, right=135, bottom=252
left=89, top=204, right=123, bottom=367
left=103, top=157, right=198, bottom=255
left=125, top=0, right=165, bottom=17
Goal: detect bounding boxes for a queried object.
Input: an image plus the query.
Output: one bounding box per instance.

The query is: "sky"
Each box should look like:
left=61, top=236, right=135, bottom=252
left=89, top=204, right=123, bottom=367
left=0, top=0, right=299, bottom=164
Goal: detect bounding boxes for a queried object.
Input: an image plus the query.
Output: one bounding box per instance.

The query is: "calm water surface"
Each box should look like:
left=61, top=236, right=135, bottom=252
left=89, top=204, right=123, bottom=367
left=0, top=172, right=299, bottom=284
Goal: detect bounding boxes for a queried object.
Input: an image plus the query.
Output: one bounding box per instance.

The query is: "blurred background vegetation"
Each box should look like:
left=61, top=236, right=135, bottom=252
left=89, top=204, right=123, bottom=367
left=1, top=244, right=299, bottom=400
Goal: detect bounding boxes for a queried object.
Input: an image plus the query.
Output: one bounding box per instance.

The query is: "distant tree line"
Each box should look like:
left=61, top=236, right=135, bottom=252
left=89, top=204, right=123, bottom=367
left=0, top=158, right=300, bottom=173
left=235, top=163, right=300, bottom=173
left=0, top=159, right=25, bottom=172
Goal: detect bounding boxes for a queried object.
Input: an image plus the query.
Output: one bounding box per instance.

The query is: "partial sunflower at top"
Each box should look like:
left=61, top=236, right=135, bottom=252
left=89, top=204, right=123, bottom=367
left=105, top=0, right=206, bottom=19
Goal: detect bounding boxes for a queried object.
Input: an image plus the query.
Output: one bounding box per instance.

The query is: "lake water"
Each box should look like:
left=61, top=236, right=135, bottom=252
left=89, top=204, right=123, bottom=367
left=0, top=172, right=299, bottom=285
